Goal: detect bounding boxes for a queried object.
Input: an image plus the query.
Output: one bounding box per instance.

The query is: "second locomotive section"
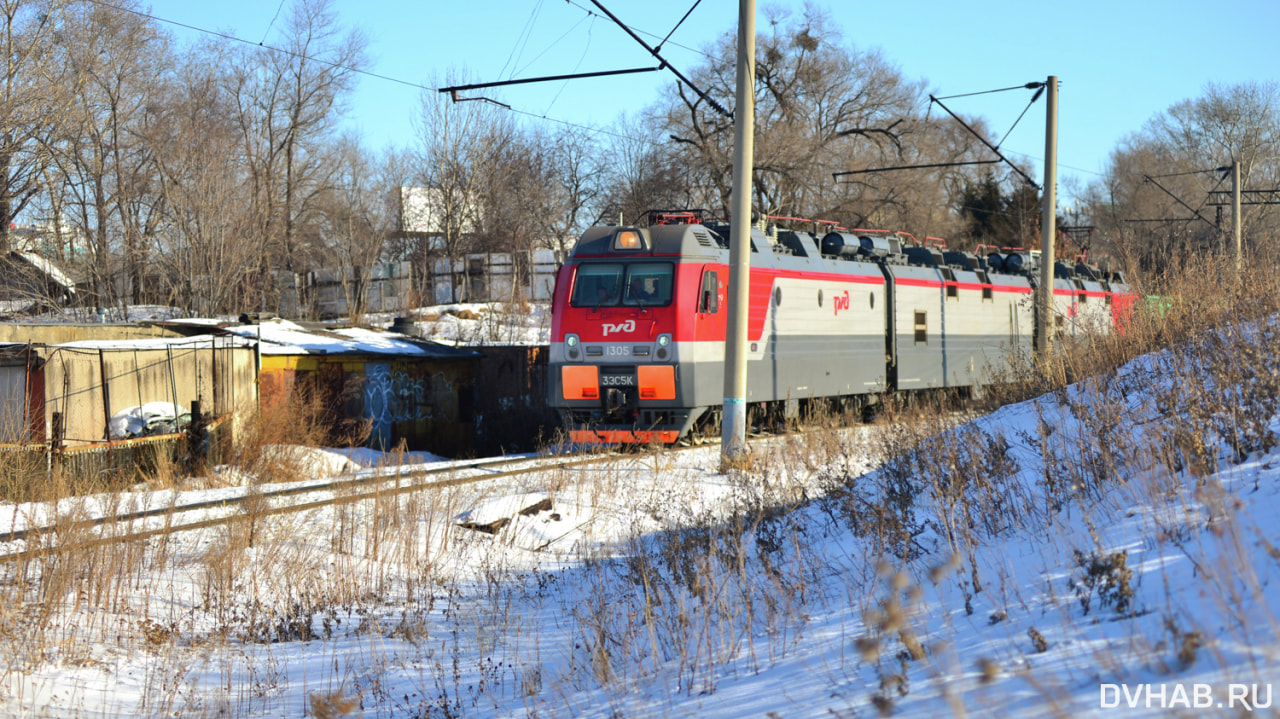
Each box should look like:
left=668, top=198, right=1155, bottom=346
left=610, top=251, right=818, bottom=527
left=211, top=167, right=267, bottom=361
left=548, top=213, right=1130, bottom=444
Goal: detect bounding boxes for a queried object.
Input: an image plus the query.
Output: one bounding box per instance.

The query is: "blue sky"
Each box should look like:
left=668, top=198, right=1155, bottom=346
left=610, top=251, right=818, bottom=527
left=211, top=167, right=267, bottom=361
left=144, top=0, right=1280, bottom=202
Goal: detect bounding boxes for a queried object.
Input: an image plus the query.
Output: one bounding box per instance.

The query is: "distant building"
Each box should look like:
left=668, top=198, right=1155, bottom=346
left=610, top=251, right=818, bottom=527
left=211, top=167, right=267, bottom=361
left=398, top=186, right=482, bottom=236
left=0, top=250, right=77, bottom=315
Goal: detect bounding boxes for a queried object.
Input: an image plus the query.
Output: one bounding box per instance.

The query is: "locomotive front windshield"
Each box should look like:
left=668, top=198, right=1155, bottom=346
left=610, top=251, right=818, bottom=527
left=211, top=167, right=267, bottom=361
left=571, top=262, right=674, bottom=308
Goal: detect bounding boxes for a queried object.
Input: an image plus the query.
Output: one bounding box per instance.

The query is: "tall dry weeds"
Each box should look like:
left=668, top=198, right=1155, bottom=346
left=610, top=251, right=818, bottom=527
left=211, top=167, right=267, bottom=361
left=228, top=384, right=369, bottom=484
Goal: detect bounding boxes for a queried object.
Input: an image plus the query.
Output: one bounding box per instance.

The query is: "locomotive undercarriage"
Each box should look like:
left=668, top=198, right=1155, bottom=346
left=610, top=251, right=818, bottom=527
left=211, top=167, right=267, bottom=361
left=559, top=392, right=888, bottom=446
left=559, top=404, right=706, bottom=445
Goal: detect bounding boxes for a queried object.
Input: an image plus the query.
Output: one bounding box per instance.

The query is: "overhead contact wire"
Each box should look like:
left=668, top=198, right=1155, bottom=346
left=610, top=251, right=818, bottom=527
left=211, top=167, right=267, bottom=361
left=84, top=0, right=652, bottom=145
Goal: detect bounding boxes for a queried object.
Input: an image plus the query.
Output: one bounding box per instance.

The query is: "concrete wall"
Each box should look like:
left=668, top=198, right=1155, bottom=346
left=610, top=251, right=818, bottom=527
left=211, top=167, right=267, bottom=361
left=430, top=251, right=560, bottom=305
left=0, top=323, right=183, bottom=345
left=275, top=262, right=414, bottom=319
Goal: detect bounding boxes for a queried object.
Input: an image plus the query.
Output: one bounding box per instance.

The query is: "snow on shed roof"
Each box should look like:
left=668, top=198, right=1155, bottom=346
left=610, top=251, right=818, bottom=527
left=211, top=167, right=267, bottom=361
left=52, top=334, right=257, bottom=351
left=221, top=318, right=481, bottom=358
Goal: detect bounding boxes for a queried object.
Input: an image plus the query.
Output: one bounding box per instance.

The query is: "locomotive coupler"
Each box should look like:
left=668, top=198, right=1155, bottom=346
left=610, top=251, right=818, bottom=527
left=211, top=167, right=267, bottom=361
left=606, top=388, right=628, bottom=412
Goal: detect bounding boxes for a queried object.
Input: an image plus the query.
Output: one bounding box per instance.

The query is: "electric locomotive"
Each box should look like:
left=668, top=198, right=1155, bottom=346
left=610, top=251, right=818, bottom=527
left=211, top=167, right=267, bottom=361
left=547, top=210, right=1133, bottom=444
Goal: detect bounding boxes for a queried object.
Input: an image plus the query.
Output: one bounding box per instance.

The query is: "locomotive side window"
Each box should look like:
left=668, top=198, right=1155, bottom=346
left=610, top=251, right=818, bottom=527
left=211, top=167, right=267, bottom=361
left=914, top=311, right=927, bottom=344
left=698, top=270, right=720, bottom=313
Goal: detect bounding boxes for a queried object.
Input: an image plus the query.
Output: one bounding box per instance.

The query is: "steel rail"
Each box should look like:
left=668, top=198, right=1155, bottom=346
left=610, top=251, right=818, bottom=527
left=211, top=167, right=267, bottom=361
left=0, top=453, right=625, bottom=564
left=0, top=454, right=569, bottom=545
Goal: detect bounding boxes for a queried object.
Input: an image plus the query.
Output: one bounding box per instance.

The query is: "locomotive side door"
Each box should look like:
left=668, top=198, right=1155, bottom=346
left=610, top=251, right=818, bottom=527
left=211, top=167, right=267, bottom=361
left=688, top=264, right=727, bottom=411
left=695, top=265, right=726, bottom=342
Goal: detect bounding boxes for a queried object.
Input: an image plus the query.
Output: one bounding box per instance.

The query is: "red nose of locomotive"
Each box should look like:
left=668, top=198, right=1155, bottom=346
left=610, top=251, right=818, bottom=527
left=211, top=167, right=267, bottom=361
left=548, top=217, right=717, bottom=444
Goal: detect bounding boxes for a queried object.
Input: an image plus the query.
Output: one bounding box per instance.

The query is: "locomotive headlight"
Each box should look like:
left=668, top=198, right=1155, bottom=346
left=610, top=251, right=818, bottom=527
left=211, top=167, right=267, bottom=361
left=657, top=334, right=671, bottom=347
left=566, top=334, right=580, bottom=347
left=565, top=333, right=581, bottom=361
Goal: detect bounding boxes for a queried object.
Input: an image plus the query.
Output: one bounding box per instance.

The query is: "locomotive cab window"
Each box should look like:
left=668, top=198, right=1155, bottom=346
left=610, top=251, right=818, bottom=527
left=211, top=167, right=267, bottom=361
left=622, top=262, right=674, bottom=306
left=571, top=263, right=624, bottom=307
left=571, top=262, right=674, bottom=308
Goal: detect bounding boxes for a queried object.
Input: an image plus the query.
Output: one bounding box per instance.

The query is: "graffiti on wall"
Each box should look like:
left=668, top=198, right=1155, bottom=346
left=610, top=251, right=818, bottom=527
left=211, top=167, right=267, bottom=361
left=361, top=363, right=460, bottom=449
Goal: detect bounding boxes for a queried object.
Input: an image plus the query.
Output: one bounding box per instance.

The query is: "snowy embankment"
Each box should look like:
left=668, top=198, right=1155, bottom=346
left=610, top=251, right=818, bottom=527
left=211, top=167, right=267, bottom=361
left=2, top=320, right=1279, bottom=717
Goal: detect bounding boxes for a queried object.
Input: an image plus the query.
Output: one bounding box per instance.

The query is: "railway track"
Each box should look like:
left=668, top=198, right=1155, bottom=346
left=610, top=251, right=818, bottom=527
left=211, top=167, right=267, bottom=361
left=0, top=450, right=651, bottom=564
left=0, top=406, right=964, bottom=564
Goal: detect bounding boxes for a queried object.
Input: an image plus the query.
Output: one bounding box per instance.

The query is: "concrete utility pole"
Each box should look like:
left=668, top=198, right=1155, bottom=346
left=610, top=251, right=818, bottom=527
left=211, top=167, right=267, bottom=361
left=1232, top=159, right=1242, bottom=274
left=1035, top=76, right=1058, bottom=358
left=721, top=0, right=755, bottom=465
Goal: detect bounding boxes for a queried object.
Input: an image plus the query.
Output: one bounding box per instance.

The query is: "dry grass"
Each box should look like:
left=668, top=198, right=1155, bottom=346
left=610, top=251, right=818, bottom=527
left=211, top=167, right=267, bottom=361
left=986, top=251, right=1280, bottom=409
left=800, top=251, right=1280, bottom=710
left=228, top=385, right=369, bottom=484
left=0, top=446, right=53, bottom=504
left=537, top=253, right=1280, bottom=709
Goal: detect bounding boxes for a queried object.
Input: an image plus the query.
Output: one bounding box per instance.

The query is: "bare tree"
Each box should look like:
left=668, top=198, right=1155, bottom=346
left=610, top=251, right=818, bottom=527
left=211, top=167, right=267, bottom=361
left=661, top=6, right=924, bottom=222
left=49, top=0, right=167, bottom=309
left=0, top=0, right=77, bottom=253
left=315, top=137, right=402, bottom=318
left=598, top=115, right=694, bottom=224
left=146, top=43, right=261, bottom=316
left=1090, top=81, right=1280, bottom=269
left=229, top=0, right=366, bottom=309
left=542, top=126, right=602, bottom=255
left=474, top=132, right=557, bottom=255
left=413, top=72, right=514, bottom=299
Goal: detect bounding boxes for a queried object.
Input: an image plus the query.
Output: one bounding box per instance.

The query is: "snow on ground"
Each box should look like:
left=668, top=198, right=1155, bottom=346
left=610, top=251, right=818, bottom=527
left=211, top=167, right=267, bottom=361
left=2, top=332, right=1280, bottom=717
left=25, top=304, right=200, bottom=323
left=371, top=302, right=551, bottom=346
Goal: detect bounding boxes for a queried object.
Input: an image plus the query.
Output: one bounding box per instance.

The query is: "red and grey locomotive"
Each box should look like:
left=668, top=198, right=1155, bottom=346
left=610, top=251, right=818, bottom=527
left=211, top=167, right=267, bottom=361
left=547, top=210, right=1133, bottom=444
